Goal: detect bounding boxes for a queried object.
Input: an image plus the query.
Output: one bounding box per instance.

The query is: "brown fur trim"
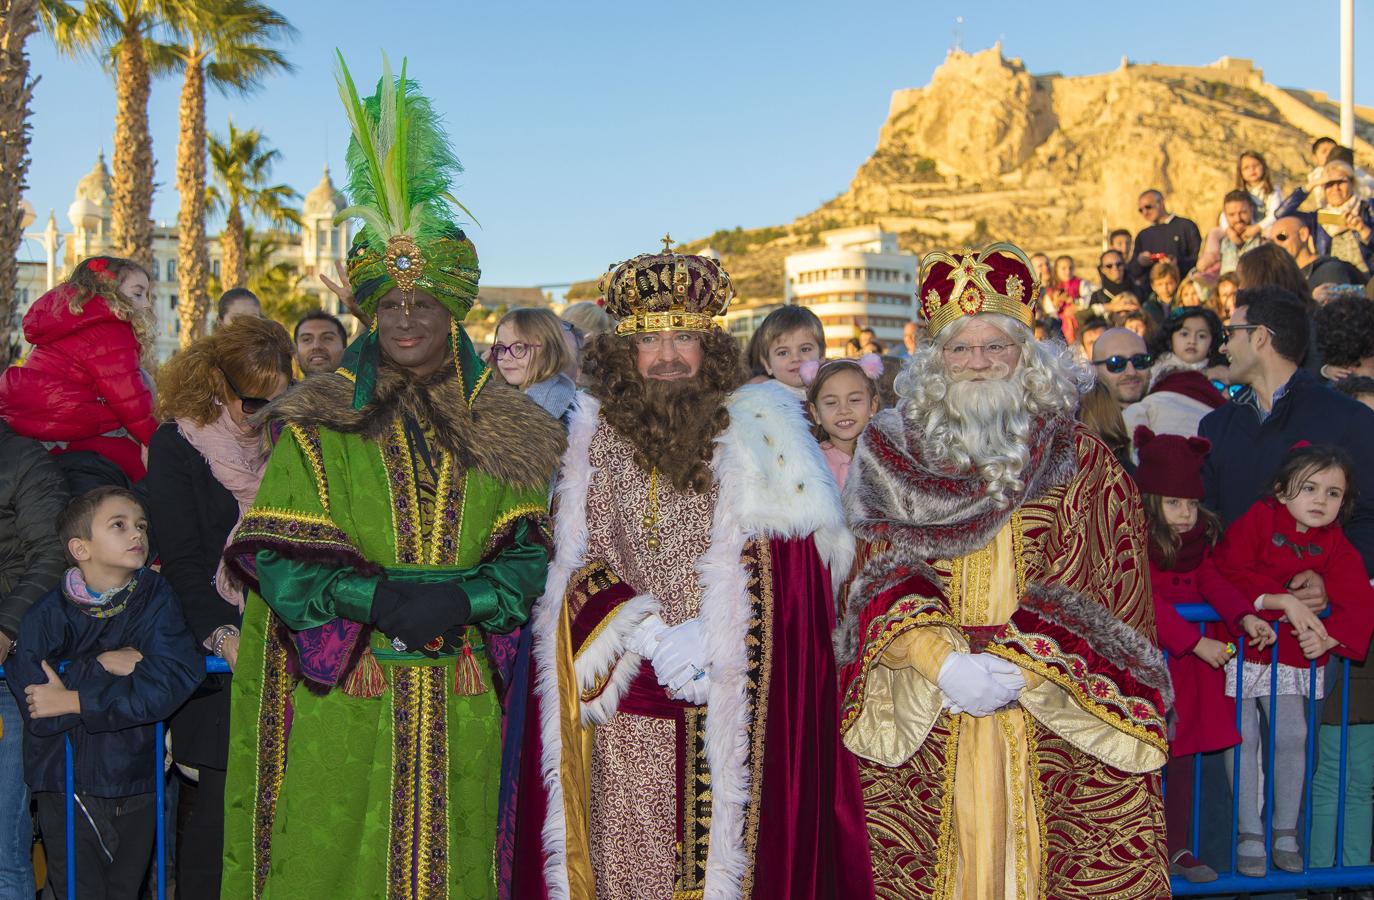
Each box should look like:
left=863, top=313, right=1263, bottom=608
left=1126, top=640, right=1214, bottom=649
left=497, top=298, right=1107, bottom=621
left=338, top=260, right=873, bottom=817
left=258, top=367, right=566, bottom=490
left=1021, top=581, right=1174, bottom=707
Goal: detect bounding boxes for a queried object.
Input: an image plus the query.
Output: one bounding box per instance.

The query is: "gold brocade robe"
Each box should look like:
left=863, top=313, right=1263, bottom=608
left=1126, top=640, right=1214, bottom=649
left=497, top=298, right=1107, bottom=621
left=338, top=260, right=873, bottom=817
left=839, top=427, right=1171, bottom=900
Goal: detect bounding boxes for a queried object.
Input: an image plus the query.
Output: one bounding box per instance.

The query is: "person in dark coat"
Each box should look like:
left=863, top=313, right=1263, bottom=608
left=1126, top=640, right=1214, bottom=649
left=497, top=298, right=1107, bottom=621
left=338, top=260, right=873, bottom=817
left=141, top=316, right=293, bottom=899
left=6, top=486, right=202, bottom=900
left=0, top=421, right=69, bottom=896
left=1129, top=189, right=1203, bottom=285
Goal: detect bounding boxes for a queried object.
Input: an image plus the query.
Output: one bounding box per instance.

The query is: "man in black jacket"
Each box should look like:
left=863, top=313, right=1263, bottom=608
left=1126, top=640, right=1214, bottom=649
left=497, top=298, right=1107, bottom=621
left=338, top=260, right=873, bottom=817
left=1129, top=189, right=1203, bottom=285
left=1201, top=286, right=1374, bottom=563
left=0, top=421, right=68, bottom=896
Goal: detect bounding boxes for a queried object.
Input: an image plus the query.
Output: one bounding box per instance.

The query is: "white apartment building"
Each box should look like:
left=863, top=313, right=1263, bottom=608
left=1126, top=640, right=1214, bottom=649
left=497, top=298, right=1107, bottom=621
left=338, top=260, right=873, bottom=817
left=783, top=226, right=919, bottom=354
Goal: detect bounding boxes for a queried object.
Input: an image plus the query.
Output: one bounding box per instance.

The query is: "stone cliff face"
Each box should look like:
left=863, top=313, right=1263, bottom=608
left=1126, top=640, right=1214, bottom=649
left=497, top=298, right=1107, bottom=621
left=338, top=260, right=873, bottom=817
left=564, top=44, right=1374, bottom=302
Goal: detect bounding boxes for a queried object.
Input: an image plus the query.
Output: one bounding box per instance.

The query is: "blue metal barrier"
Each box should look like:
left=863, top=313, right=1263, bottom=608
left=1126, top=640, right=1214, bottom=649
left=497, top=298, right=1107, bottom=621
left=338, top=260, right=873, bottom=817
left=0, top=657, right=231, bottom=900
left=1168, top=602, right=1374, bottom=896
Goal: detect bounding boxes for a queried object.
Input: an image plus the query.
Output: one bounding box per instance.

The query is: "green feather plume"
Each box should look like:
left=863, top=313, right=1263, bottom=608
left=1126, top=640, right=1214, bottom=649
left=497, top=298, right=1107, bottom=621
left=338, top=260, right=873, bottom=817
left=332, top=51, right=470, bottom=250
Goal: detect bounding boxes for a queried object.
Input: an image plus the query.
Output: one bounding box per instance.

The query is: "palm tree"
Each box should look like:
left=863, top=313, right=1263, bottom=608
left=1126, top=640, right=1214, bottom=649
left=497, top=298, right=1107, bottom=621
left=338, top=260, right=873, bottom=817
left=163, top=0, right=293, bottom=346
left=41, top=0, right=176, bottom=271
left=207, top=120, right=299, bottom=292
left=0, top=0, right=40, bottom=362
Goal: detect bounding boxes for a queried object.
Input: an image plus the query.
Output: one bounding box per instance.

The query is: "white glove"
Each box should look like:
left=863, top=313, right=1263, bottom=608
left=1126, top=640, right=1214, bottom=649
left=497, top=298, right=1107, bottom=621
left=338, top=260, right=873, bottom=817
left=652, top=618, right=711, bottom=705
left=937, top=652, right=1020, bottom=717
left=976, top=654, right=1026, bottom=694
left=629, top=613, right=669, bottom=659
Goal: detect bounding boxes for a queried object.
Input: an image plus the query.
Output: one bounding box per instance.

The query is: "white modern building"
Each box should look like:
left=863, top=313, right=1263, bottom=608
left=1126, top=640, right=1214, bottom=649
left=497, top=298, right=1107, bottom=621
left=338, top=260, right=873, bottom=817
left=783, top=226, right=919, bottom=354
left=16, top=154, right=351, bottom=361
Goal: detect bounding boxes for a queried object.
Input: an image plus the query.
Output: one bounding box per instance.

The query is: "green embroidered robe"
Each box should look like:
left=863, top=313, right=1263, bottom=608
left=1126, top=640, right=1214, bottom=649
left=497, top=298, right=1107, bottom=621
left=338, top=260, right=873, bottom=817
left=220, top=360, right=565, bottom=900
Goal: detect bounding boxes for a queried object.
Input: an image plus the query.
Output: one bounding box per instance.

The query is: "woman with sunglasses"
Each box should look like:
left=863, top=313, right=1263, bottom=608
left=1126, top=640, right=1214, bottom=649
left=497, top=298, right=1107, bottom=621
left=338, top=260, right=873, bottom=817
left=142, top=316, right=293, bottom=899
left=490, top=307, right=577, bottom=425
left=1273, top=159, right=1374, bottom=277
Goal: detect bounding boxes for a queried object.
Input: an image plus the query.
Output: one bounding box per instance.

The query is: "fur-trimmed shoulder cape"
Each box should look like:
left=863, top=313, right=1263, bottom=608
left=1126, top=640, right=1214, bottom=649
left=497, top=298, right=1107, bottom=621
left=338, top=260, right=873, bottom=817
left=260, top=364, right=566, bottom=491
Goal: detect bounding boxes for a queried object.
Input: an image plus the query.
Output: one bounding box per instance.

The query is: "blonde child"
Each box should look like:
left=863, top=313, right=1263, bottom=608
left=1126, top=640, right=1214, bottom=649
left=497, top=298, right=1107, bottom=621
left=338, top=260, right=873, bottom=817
left=744, top=305, right=825, bottom=397
left=490, top=308, right=577, bottom=424
left=1213, top=444, right=1374, bottom=875
left=802, top=356, right=882, bottom=490
left=1133, top=427, right=1275, bottom=883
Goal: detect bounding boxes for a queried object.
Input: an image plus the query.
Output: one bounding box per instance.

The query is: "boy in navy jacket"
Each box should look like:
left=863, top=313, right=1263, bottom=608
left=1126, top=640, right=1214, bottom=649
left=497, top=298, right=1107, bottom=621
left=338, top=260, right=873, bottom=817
left=6, top=486, right=202, bottom=899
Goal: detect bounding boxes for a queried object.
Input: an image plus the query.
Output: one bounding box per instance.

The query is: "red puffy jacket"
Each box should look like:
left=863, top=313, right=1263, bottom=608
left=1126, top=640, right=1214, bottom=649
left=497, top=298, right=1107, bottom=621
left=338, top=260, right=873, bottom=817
left=0, top=285, right=157, bottom=480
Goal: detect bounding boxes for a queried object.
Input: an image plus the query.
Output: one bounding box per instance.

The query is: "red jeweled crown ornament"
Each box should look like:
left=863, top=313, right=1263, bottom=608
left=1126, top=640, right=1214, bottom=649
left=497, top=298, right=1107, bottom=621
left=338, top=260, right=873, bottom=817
left=918, top=242, right=1040, bottom=337
left=600, top=234, right=735, bottom=336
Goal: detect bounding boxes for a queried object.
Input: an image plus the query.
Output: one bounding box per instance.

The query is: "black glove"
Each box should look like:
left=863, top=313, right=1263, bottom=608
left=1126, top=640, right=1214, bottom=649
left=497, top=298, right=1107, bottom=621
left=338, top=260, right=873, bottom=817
left=370, top=580, right=472, bottom=654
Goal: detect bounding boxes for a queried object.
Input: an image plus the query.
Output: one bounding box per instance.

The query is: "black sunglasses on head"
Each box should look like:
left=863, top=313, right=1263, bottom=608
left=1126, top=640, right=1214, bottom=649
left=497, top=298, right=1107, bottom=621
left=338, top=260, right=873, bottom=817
left=1092, top=353, right=1154, bottom=373
left=219, top=367, right=272, bottom=415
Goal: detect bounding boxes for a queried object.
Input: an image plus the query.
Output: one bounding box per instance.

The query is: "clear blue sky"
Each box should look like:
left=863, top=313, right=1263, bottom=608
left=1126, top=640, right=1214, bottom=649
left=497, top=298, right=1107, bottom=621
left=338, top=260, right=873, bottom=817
left=19, top=0, right=1374, bottom=286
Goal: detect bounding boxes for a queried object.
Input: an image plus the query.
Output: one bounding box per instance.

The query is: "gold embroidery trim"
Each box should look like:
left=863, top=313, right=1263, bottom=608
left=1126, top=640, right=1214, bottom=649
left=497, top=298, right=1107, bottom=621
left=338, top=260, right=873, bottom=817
left=426, top=452, right=455, bottom=566
left=934, top=717, right=961, bottom=900
left=1000, top=710, right=1027, bottom=900
left=251, top=614, right=291, bottom=899
left=1028, top=714, right=1049, bottom=900
left=840, top=606, right=958, bottom=735
left=740, top=538, right=776, bottom=897
left=336, top=367, right=357, bottom=382
left=288, top=424, right=332, bottom=514
left=983, top=643, right=1168, bottom=753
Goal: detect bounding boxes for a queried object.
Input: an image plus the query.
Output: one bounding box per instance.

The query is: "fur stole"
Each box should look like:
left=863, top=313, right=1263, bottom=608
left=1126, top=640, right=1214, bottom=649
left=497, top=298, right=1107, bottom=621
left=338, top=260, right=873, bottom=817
left=844, top=407, right=1078, bottom=560
left=258, top=364, right=566, bottom=491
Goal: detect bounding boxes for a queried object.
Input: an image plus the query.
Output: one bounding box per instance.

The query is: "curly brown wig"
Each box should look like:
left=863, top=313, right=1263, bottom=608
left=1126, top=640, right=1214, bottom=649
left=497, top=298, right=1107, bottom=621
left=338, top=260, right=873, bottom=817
left=66, top=256, right=156, bottom=368
left=156, top=316, right=294, bottom=425
left=582, top=328, right=744, bottom=493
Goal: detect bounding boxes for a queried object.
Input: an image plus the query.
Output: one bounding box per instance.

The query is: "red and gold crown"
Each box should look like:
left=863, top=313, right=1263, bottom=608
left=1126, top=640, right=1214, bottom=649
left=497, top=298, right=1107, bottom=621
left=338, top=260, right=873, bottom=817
left=599, top=246, right=734, bottom=336
left=918, top=242, right=1040, bottom=337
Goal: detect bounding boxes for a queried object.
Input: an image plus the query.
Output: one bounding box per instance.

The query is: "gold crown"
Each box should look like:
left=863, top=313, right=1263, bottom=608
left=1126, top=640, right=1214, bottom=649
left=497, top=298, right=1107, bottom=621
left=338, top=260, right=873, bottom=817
left=599, top=242, right=734, bottom=336
left=917, top=243, right=1040, bottom=337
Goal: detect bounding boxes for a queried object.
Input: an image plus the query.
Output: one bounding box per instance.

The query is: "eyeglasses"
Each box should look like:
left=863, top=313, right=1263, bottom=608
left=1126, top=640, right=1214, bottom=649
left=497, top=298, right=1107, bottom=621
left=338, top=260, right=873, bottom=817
left=1138, top=203, right=1158, bottom=212
left=1323, top=178, right=1352, bottom=190
left=1092, top=353, right=1154, bottom=373
left=1100, top=262, right=1124, bottom=270
left=942, top=341, right=1020, bottom=363
left=1221, top=324, right=1267, bottom=340
left=219, top=367, right=273, bottom=415
left=491, top=341, right=541, bottom=361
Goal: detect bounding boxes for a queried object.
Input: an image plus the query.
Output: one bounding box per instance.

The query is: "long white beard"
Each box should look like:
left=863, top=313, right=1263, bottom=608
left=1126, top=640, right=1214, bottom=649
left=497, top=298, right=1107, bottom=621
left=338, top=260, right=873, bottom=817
left=911, top=370, right=1034, bottom=506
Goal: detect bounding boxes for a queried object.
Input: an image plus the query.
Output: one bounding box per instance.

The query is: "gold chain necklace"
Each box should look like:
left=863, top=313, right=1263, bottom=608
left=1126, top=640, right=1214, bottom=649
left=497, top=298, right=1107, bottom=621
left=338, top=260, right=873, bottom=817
left=642, top=467, right=661, bottom=551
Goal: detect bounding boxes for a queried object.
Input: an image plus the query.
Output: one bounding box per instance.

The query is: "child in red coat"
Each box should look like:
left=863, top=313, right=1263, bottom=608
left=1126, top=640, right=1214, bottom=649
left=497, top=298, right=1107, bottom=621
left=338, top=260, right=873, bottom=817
left=0, top=257, right=157, bottom=481
left=1135, top=426, right=1275, bottom=883
left=1213, top=443, right=1374, bottom=876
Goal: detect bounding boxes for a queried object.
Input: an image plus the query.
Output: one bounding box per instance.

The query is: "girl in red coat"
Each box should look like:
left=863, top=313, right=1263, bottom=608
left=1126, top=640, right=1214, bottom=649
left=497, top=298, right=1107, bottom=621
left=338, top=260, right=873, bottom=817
left=1213, top=443, right=1374, bottom=876
left=0, top=257, right=157, bottom=481
left=1134, top=426, right=1275, bottom=883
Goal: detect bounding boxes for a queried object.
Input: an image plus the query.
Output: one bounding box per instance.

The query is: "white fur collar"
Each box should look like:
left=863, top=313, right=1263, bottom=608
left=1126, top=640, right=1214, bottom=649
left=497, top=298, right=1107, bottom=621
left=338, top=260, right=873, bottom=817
left=533, top=381, right=852, bottom=899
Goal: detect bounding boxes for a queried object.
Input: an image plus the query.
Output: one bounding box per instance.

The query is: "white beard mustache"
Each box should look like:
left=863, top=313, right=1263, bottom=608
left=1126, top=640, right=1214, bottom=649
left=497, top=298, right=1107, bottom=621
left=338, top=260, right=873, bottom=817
left=912, top=367, right=1033, bottom=506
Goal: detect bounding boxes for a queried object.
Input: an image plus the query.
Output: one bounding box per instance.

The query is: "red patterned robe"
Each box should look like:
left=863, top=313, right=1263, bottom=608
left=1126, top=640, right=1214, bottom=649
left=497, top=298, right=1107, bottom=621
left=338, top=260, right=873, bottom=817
left=836, top=411, right=1171, bottom=899
left=518, top=382, right=873, bottom=900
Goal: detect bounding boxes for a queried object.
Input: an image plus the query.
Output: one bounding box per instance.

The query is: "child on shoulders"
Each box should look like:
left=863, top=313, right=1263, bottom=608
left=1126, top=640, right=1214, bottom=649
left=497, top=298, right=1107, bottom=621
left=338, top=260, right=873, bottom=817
left=744, top=305, right=825, bottom=399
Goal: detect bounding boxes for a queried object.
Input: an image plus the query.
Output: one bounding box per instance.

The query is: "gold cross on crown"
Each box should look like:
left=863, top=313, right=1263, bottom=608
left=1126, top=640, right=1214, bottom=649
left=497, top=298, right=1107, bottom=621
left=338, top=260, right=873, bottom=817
left=660, top=233, right=674, bottom=253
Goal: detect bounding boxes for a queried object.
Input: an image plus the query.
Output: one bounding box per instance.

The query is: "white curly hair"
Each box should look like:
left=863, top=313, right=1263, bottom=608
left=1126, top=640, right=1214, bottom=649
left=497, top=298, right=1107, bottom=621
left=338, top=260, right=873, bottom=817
left=894, top=314, right=1093, bottom=506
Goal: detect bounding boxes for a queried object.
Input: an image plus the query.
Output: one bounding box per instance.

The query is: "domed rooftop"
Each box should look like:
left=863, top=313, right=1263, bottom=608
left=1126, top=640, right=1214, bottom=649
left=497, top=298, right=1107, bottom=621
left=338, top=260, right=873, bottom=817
left=303, top=164, right=345, bottom=217
left=73, top=151, right=111, bottom=209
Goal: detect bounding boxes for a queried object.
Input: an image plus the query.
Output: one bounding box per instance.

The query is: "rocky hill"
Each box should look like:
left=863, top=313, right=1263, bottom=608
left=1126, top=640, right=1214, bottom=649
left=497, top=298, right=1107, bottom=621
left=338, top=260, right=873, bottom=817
left=568, top=45, right=1374, bottom=302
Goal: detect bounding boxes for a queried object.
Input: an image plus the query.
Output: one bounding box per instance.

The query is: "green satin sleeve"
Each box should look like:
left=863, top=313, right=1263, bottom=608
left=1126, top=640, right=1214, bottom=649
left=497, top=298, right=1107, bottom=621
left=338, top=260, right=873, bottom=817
left=256, top=550, right=380, bottom=631
left=456, top=518, right=549, bottom=635
left=254, top=517, right=547, bottom=634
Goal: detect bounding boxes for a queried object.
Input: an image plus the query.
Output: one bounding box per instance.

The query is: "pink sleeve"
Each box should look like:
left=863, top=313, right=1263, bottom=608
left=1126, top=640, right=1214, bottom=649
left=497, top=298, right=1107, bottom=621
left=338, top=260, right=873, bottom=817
left=1322, top=533, right=1374, bottom=663
left=1198, top=554, right=1257, bottom=635
left=1152, top=590, right=1202, bottom=658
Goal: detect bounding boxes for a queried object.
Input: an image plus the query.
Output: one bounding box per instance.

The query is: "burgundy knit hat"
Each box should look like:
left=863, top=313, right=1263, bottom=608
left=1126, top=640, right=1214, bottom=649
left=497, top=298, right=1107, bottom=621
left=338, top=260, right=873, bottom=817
left=1133, top=426, right=1211, bottom=499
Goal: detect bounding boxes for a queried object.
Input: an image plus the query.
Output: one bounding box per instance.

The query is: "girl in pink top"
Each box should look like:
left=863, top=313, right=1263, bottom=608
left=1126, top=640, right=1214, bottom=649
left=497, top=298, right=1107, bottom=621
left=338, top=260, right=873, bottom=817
left=803, top=355, right=882, bottom=491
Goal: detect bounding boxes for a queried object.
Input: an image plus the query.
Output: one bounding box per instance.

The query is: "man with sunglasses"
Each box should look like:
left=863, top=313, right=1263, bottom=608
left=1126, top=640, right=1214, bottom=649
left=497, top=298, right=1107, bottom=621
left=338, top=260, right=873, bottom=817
left=1268, top=215, right=1368, bottom=293
left=1091, top=327, right=1153, bottom=409
left=1128, top=189, right=1202, bottom=286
